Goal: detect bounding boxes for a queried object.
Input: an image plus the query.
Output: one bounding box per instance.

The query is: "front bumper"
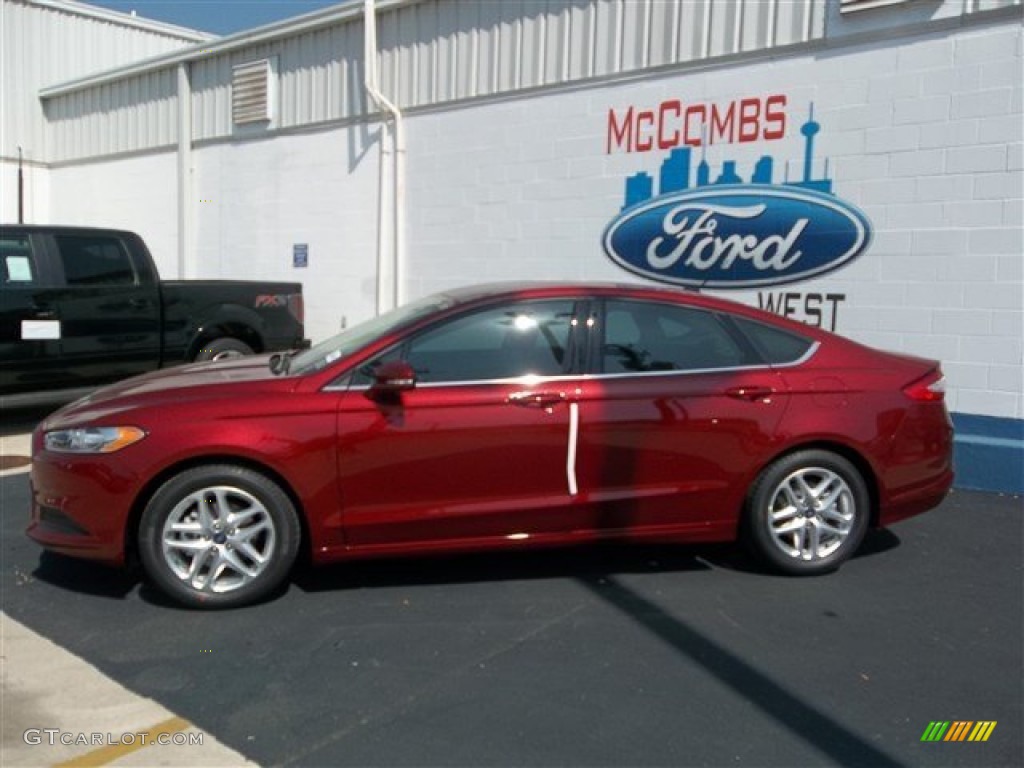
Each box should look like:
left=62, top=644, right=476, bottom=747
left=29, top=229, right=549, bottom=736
left=27, top=450, right=137, bottom=565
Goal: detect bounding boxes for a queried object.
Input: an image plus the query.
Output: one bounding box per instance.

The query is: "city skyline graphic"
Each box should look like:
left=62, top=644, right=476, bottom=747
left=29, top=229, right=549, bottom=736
left=622, top=104, right=834, bottom=210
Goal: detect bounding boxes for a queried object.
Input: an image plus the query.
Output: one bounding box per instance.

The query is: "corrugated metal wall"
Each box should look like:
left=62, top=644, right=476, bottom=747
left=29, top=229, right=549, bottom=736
left=378, top=0, right=824, bottom=107
left=1, top=0, right=206, bottom=164
left=44, top=69, right=178, bottom=161
left=189, top=20, right=367, bottom=142
left=38, top=0, right=1021, bottom=163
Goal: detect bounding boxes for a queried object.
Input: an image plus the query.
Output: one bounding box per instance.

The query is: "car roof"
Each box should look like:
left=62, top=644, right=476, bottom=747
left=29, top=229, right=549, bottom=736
left=436, top=280, right=690, bottom=302
left=430, top=281, right=833, bottom=340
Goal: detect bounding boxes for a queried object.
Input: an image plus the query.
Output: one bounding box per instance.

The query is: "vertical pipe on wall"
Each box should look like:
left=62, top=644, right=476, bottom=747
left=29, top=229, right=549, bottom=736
left=177, top=62, right=193, bottom=280
left=17, top=146, right=24, bottom=223
left=365, top=0, right=406, bottom=312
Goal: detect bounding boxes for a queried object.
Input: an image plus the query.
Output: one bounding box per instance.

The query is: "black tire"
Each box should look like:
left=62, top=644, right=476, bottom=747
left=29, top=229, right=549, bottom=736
left=744, top=450, right=870, bottom=576
left=138, top=465, right=300, bottom=609
left=195, top=337, right=254, bottom=362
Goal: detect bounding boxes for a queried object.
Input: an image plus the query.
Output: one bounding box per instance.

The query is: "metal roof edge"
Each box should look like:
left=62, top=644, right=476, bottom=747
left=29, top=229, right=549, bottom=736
left=38, top=0, right=422, bottom=99
left=21, top=0, right=217, bottom=42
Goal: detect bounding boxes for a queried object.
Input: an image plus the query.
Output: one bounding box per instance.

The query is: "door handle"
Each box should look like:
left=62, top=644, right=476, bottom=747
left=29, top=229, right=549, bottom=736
left=128, top=298, right=148, bottom=310
left=725, top=385, right=775, bottom=401
left=508, top=390, right=567, bottom=409
left=30, top=301, right=56, bottom=320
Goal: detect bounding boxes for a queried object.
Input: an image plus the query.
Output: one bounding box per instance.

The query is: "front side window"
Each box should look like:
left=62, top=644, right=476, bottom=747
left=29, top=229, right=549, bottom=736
left=599, top=300, right=752, bottom=373
left=356, top=300, right=576, bottom=385
left=54, top=235, right=136, bottom=286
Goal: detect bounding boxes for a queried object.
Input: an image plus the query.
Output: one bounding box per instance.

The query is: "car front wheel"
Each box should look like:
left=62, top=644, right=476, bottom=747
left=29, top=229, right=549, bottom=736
left=138, top=465, right=300, bottom=608
left=745, top=450, right=869, bottom=575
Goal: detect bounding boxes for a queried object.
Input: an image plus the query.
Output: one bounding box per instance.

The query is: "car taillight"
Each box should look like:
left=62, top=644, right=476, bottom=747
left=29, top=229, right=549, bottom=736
left=287, top=293, right=304, bottom=325
left=904, top=370, right=946, bottom=402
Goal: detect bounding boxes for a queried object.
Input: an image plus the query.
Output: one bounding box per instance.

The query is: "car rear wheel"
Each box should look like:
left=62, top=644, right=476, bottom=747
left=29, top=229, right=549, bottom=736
left=138, top=465, right=300, bottom=609
left=745, top=450, right=869, bottom=575
left=195, top=337, right=254, bottom=361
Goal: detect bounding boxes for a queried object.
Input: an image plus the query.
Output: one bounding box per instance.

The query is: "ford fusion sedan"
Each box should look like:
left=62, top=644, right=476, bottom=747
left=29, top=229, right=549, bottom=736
left=28, top=283, right=953, bottom=608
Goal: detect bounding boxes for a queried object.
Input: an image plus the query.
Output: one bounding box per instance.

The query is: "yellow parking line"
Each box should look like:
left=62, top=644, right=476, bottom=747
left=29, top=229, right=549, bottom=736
left=53, top=716, right=191, bottom=767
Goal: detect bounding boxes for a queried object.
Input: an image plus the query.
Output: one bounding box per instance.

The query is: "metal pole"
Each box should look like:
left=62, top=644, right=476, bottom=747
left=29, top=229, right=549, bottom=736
left=17, top=146, right=24, bottom=223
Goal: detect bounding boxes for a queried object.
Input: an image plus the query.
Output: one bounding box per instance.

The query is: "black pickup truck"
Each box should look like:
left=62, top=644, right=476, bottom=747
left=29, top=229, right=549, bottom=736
left=1, top=225, right=308, bottom=406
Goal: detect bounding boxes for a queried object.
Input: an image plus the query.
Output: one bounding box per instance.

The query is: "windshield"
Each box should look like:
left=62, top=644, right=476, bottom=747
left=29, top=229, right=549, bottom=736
left=288, top=293, right=457, bottom=375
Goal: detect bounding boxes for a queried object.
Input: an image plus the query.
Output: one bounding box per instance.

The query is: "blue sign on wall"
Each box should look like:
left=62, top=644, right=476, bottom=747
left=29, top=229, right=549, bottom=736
left=602, top=104, right=872, bottom=289
left=293, top=243, right=308, bottom=268
left=603, top=185, right=871, bottom=289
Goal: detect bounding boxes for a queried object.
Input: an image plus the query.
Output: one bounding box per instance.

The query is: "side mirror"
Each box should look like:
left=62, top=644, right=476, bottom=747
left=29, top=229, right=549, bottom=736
left=369, top=360, right=417, bottom=395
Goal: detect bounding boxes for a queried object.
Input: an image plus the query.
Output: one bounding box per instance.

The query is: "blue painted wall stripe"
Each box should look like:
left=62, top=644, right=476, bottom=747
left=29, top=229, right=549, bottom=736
left=951, top=412, right=1024, bottom=495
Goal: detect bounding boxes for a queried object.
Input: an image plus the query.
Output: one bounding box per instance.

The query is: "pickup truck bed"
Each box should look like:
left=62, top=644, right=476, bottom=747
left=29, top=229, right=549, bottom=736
left=1, top=225, right=308, bottom=405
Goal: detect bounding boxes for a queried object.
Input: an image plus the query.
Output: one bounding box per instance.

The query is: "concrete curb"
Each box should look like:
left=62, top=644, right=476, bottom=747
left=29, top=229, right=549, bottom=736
left=1, top=613, right=254, bottom=767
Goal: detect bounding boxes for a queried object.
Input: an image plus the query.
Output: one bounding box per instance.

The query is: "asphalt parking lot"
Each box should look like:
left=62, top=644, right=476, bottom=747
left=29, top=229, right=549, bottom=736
left=1, top=408, right=1021, bottom=767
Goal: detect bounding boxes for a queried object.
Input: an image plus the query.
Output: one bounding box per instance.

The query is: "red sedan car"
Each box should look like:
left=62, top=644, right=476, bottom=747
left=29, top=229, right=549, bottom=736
left=29, top=283, right=953, bottom=608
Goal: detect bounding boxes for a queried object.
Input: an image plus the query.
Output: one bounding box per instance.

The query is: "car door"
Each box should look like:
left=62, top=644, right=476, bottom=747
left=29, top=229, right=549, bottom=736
left=333, top=298, right=586, bottom=550
left=572, top=298, right=791, bottom=537
left=0, top=230, right=65, bottom=396
left=46, top=231, right=161, bottom=387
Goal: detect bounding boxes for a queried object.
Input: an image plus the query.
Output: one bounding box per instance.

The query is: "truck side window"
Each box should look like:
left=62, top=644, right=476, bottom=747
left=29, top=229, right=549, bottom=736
left=0, top=236, right=35, bottom=285
left=54, top=235, right=137, bottom=286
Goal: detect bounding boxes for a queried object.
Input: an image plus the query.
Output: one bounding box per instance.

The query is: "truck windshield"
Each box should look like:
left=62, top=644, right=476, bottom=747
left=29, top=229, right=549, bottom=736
left=287, top=293, right=456, bottom=376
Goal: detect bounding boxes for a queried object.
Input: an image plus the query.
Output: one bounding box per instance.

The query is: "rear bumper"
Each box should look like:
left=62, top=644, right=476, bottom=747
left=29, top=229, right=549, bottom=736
left=878, top=468, right=954, bottom=527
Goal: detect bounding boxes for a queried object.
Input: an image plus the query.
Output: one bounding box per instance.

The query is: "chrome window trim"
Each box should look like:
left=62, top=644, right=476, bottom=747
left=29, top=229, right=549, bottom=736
left=324, top=342, right=819, bottom=391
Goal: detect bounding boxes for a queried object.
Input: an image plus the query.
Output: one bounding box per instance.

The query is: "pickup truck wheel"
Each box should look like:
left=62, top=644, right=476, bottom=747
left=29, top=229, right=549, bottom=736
left=138, top=465, right=300, bottom=609
left=196, top=338, right=254, bottom=361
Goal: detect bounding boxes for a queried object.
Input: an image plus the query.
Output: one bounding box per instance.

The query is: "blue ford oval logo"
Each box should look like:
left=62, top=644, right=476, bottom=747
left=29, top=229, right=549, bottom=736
left=602, top=185, right=871, bottom=289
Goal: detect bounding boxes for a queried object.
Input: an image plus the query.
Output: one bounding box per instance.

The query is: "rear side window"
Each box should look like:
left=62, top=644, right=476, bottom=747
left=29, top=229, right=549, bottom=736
left=0, top=236, right=35, bottom=285
left=54, top=235, right=136, bottom=286
left=733, top=317, right=813, bottom=364
left=600, top=300, right=752, bottom=373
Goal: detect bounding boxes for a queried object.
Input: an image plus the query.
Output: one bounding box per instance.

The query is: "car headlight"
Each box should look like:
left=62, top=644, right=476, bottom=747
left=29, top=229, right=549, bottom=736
left=43, top=426, right=147, bottom=454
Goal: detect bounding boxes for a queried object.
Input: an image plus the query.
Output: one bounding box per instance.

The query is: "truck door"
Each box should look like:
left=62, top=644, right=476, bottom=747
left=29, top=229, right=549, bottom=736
left=0, top=230, right=65, bottom=397
left=47, top=231, right=161, bottom=387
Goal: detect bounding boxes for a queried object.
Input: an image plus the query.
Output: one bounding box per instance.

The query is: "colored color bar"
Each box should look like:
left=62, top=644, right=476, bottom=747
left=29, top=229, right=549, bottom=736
left=945, top=721, right=972, bottom=742
left=969, top=721, right=997, bottom=742
left=921, top=721, right=949, bottom=742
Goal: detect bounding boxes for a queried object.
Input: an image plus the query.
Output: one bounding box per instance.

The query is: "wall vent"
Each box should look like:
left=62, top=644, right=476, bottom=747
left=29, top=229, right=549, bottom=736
left=840, top=0, right=912, bottom=12
left=232, top=58, right=276, bottom=125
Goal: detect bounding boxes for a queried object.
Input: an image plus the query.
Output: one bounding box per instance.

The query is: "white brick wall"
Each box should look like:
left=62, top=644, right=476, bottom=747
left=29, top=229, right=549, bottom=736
left=0, top=159, right=49, bottom=224
left=192, top=126, right=379, bottom=342
left=47, top=127, right=379, bottom=344
left=48, top=152, right=179, bottom=276
left=34, top=8, right=1021, bottom=423
left=403, top=18, right=1023, bottom=420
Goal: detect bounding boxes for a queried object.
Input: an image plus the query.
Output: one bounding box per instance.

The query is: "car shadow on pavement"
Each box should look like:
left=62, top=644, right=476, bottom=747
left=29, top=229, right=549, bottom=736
left=31, top=551, right=139, bottom=600
left=30, top=552, right=255, bottom=611
left=699, top=527, right=903, bottom=574
left=292, top=542, right=715, bottom=594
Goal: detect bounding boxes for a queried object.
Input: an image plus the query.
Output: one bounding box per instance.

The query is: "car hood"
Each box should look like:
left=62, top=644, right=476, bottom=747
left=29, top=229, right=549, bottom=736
left=44, top=356, right=296, bottom=427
